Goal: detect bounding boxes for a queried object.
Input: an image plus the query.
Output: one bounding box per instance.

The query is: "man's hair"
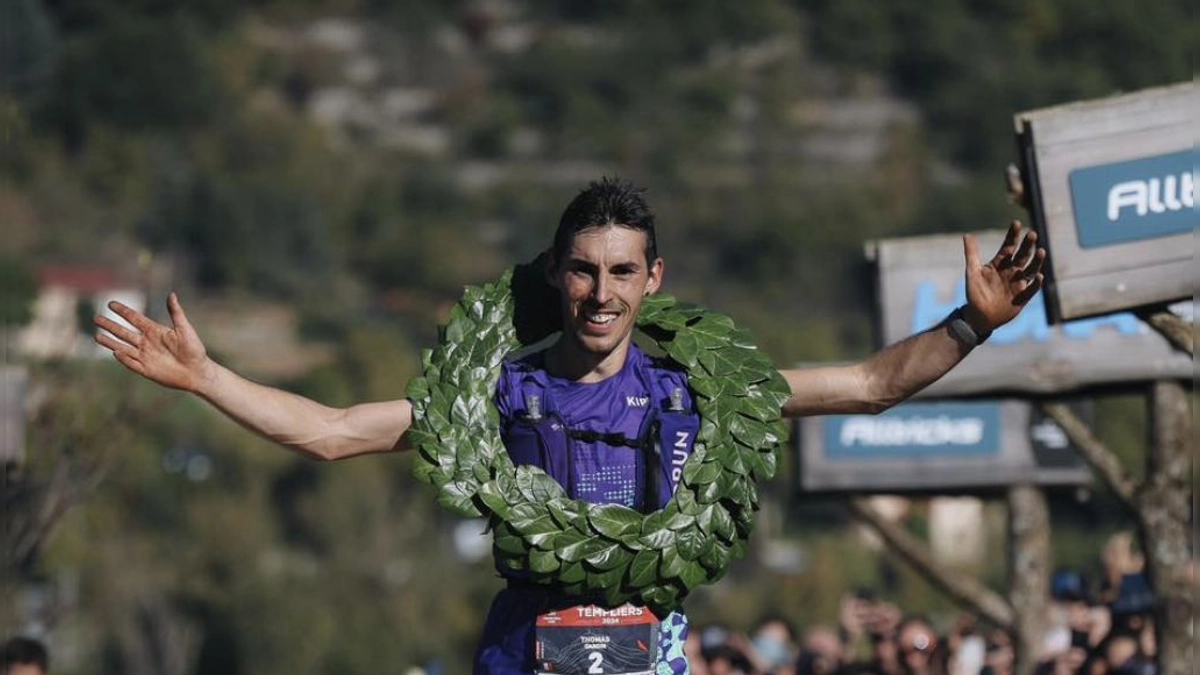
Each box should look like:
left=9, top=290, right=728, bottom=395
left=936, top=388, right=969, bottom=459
left=3, top=636, right=48, bottom=671
left=552, top=178, right=658, bottom=265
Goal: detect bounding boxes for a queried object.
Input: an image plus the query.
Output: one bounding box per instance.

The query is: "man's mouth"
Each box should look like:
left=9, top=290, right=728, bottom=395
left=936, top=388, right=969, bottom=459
left=585, top=312, right=618, bottom=325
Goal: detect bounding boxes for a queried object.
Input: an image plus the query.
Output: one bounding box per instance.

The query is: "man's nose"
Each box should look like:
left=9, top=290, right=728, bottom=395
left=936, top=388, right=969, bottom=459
left=590, top=273, right=613, bottom=304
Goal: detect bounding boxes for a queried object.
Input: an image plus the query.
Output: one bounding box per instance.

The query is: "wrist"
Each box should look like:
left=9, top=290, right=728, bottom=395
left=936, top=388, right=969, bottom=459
left=961, top=304, right=992, bottom=336
left=947, top=306, right=992, bottom=347
left=191, top=358, right=221, bottom=397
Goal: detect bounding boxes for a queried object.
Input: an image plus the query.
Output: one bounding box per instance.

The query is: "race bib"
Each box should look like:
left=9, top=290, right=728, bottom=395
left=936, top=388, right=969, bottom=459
left=535, top=603, right=660, bottom=675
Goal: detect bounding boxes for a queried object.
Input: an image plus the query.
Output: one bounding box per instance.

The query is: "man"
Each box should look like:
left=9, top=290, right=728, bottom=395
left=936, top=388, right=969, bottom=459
left=94, top=178, right=1044, bottom=674
left=2, top=636, right=49, bottom=675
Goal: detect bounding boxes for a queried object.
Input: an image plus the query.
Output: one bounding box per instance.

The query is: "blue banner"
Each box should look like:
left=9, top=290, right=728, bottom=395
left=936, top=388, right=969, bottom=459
left=1069, top=150, right=1195, bottom=249
left=824, top=402, right=1001, bottom=460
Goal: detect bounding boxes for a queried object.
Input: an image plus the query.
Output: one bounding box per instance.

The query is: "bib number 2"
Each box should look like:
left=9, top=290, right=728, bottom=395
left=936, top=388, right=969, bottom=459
left=535, top=603, right=659, bottom=675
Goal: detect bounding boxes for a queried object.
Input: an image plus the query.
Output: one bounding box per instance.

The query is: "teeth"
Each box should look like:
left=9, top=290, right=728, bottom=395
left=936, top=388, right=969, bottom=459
left=587, top=314, right=616, bottom=324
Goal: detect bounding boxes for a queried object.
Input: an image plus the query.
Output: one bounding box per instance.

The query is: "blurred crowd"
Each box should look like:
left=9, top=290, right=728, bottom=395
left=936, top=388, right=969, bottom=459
left=685, top=532, right=1162, bottom=675
left=3, top=533, right=1172, bottom=675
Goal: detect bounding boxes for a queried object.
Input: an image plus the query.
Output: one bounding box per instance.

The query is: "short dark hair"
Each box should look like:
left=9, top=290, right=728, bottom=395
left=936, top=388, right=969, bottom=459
left=3, top=636, right=48, bottom=671
left=552, top=178, right=658, bottom=265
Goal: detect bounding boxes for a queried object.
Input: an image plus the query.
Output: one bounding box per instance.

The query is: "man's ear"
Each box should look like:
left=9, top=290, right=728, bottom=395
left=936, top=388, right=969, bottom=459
left=646, top=257, right=664, bottom=295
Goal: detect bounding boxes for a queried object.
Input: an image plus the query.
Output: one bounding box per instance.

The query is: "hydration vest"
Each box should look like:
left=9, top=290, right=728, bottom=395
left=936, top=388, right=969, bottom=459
left=476, top=348, right=699, bottom=674
left=498, top=348, right=700, bottom=514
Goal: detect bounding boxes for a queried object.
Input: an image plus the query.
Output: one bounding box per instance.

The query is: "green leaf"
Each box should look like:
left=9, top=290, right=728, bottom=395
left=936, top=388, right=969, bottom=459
left=711, top=506, right=736, bottom=543
left=494, top=532, right=526, bottom=556
left=682, top=458, right=723, bottom=487
left=698, top=479, right=723, bottom=504
left=560, top=561, right=586, bottom=584
left=638, top=524, right=675, bottom=550
left=660, top=546, right=686, bottom=579
left=528, top=530, right=558, bottom=550
left=676, top=528, right=705, bottom=561
left=587, top=565, right=626, bottom=591
left=515, top=515, right=558, bottom=538
left=604, top=580, right=631, bottom=608
left=665, top=511, right=695, bottom=531
left=405, top=377, right=430, bottom=402
left=437, top=481, right=481, bottom=517
left=699, top=541, right=731, bottom=574
left=674, top=486, right=703, bottom=516
left=530, top=548, right=559, bottom=574
left=665, top=330, right=702, bottom=369
left=642, top=585, right=679, bottom=614
left=558, top=535, right=601, bottom=564
left=588, top=504, right=642, bottom=539
left=628, top=549, right=659, bottom=588
left=517, top=468, right=564, bottom=503
left=679, top=561, right=709, bottom=590
left=688, top=376, right=722, bottom=399
left=583, top=543, right=621, bottom=569
left=477, top=482, right=511, bottom=519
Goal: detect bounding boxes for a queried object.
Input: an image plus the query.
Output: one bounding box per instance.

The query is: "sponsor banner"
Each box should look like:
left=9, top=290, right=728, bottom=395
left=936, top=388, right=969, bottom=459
left=1015, top=82, right=1195, bottom=321
left=1070, top=150, right=1194, bottom=249
left=796, top=399, right=1092, bottom=493
left=824, top=402, right=1000, bottom=460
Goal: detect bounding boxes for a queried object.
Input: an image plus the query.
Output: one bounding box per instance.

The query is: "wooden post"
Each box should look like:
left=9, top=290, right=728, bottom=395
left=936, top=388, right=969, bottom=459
left=1008, top=484, right=1050, bottom=675
left=1142, top=381, right=1192, bottom=675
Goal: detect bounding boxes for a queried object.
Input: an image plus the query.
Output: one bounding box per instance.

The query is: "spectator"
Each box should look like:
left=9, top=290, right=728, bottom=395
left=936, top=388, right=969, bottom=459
left=2, top=637, right=48, bottom=675
left=980, top=630, right=1014, bottom=675
left=708, top=644, right=757, bottom=675
left=945, top=614, right=985, bottom=675
left=839, top=590, right=903, bottom=675
left=896, top=617, right=948, bottom=675
left=796, top=626, right=846, bottom=675
left=748, top=615, right=799, bottom=675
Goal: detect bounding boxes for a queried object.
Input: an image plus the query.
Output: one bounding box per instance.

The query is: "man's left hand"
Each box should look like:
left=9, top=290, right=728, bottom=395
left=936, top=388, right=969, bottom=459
left=962, top=220, right=1046, bottom=334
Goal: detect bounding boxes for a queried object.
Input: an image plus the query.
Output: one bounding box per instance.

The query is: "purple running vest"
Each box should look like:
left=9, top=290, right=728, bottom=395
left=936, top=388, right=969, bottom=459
left=474, top=344, right=692, bottom=674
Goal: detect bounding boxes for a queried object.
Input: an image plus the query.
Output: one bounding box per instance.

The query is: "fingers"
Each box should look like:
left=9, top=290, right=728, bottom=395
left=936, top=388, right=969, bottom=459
left=1014, top=273, right=1044, bottom=306
left=1023, top=247, right=1047, bottom=280
left=989, top=220, right=1027, bottom=269
left=105, top=299, right=158, bottom=333
left=112, top=348, right=147, bottom=377
left=94, top=313, right=145, bottom=348
left=167, top=292, right=186, bottom=328
left=963, top=234, right=982, bottom=271
left=95, top=329, right=145, bottom=373
left=1012, top=229, right=1038, bottom=268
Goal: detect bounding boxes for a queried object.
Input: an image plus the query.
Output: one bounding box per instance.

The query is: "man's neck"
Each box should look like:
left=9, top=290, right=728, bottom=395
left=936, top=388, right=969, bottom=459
left=545, top=337, right=633, bottom=383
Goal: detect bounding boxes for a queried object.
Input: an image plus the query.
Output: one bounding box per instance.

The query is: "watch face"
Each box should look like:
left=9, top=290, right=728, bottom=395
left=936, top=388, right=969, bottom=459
left=949, top=317, right=980, bottom=346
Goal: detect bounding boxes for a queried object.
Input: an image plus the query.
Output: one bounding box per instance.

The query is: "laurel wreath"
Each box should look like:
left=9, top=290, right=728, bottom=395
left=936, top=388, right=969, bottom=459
left=404, top=261, right=791, bottom=614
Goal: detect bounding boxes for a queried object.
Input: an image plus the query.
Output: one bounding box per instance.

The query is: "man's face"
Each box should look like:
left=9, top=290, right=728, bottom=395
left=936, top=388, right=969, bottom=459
left=549, top=225, right=662, bottom=363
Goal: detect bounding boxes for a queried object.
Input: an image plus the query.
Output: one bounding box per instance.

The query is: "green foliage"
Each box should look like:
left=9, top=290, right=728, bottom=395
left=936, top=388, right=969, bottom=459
left=0, top=257, right=37, bottom=326
left=38, top=12, right=224, bottom=142
left=806, top=0, right=1194, bottom=168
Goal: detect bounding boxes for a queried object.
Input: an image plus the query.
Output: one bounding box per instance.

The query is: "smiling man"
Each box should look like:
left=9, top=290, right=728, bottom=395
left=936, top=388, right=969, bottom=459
left=95, top=178, right=1044, bottom=674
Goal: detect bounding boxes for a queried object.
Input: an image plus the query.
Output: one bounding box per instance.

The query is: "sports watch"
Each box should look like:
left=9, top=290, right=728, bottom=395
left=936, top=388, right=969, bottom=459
left=947, top=306, right=991, bottom=347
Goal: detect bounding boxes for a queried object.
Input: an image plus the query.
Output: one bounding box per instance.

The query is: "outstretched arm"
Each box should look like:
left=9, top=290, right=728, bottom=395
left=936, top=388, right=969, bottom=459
left=94, top=293, right=412, bottom=460
left=780, top=221, right=1045, bottom=417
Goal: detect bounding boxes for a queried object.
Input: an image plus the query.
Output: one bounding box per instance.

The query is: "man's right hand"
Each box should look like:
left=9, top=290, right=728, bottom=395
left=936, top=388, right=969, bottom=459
left=94, top=292, right=216, bottom=395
